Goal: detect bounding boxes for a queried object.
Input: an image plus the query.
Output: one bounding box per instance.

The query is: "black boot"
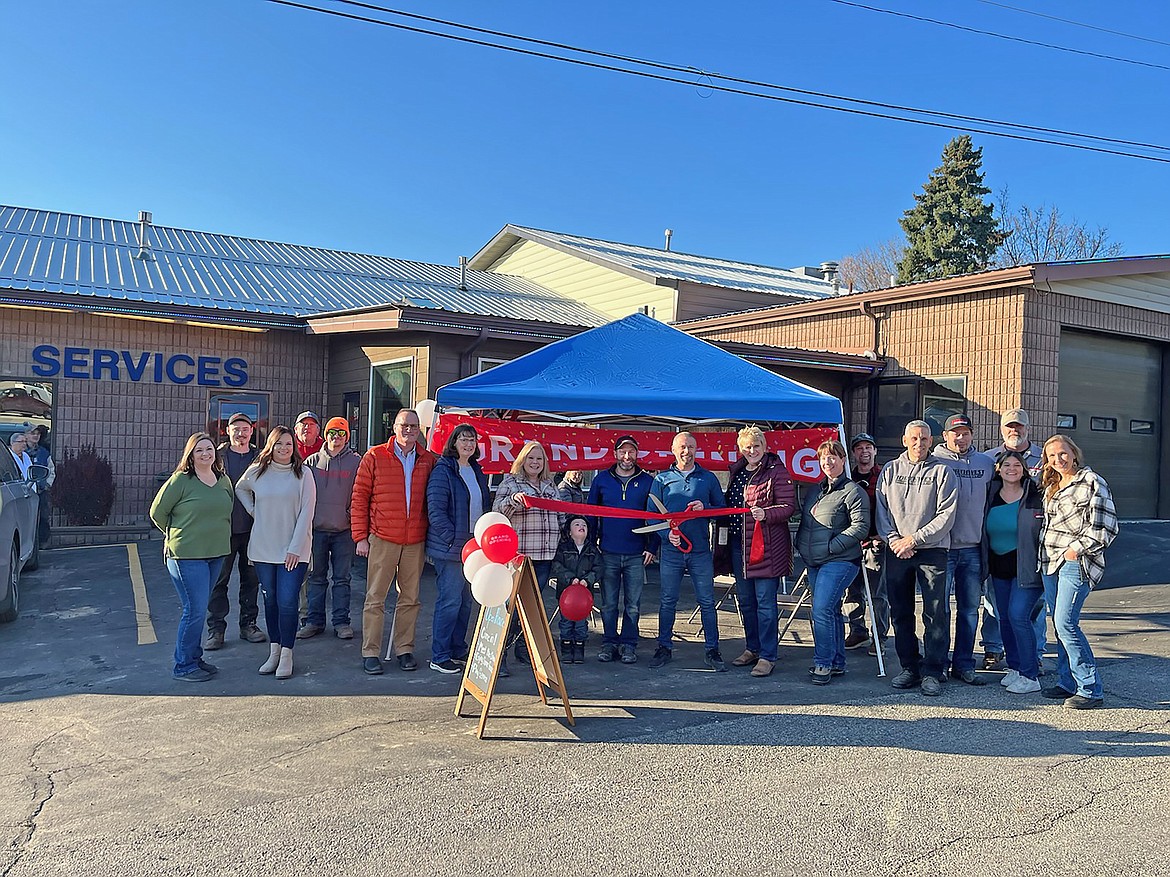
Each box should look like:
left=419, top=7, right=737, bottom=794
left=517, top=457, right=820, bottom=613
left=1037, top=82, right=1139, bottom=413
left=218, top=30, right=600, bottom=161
left=573, top=641, right=585, bottom=664
left=560, top=640, right=573, bottom=662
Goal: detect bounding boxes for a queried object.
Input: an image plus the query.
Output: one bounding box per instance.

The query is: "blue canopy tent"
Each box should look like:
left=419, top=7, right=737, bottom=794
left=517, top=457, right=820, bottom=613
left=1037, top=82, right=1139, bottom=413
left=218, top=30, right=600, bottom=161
left=435, top=312, right=843, bottom=426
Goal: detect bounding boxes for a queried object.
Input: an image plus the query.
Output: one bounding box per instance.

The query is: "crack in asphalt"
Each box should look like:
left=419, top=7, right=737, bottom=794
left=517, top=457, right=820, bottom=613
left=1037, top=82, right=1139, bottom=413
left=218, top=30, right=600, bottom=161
left=259, top=718, right=415, bottom=768
left=1, top=725, right=74, bottom=877
left=879, top=718, right=1166, bottom=877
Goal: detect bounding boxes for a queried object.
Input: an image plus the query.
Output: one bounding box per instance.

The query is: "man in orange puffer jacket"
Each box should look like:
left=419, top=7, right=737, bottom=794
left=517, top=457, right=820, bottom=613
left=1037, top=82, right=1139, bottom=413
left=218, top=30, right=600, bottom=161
left=351, top=409, right=436, bottom=674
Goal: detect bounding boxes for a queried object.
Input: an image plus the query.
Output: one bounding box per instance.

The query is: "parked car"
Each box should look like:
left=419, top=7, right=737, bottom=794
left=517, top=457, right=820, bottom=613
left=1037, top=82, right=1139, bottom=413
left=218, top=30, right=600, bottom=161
left=0, top=443, right=46, bottom=623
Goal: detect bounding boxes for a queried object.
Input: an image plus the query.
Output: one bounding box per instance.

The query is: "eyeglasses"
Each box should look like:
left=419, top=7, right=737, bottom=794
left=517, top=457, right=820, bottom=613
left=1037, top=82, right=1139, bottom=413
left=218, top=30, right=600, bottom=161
left=325, top=429, right=348, bottom=438
left=396, top=423, right=421, bottom=431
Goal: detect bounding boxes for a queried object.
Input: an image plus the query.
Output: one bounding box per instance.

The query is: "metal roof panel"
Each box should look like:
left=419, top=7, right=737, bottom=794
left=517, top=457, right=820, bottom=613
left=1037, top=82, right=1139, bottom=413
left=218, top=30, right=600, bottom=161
left=0, top=206, right=608, bottom=328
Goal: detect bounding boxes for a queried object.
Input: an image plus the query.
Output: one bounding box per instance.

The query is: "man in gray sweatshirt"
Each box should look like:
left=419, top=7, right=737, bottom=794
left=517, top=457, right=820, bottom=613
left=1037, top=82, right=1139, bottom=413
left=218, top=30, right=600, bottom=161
left=876, top=420, right=959, bottom=696
left=300, top=416, right=362, bottom=640
left=933, top=413, right=996, bottom=684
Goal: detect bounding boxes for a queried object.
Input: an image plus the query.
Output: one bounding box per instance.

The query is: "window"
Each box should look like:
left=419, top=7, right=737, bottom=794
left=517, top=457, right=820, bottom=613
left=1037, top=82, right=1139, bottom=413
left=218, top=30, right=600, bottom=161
left=370, top=358, right=413, bottom=446
left=0, top=378, right=55, bottom=460
left=208, top=391, right=270, bottom=445
left=870, top=375, right=967, bottom=455
left=1056, top=414, right=1077, bottom=430
left=0, top=445, right=18, bottom=483
left=1130, top=420, right=1155, bottom=435
left=477, top=357, right=509, bottom=373
left=1090, top=417, right=1117, bottom=432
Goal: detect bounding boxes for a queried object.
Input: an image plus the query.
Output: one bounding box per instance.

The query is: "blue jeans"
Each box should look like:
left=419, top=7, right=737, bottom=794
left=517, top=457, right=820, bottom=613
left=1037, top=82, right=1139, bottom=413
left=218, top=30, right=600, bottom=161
left=431, top=558, right=473, bottom=664
left=947, top=546, right=984, bottom=674
left=992, top=577, right=1044, bottom=680
left=731, top=540, right=780, bottom=662
left=558, top=617, right=589, bottom=641
left=1042, top=563, right=1102, bottom=698
left=809, top=560, right=859, bottom=670
left=307, top=529, right=354, bottom=627
left=979, top=582, right=1004, bottom=654
left=885, top=547, right=950, bottom=679
left=658, top=547, right=718, bottom=650
left=166, top=556, right=224, bottom=677
left=600, top=552, right=645, bottom=647
left=256, top=562, right=308, bottom=649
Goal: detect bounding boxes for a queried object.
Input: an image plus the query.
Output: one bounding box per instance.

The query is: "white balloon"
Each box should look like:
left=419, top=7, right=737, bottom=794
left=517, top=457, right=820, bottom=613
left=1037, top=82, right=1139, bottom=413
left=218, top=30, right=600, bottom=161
left=471, top=563, right=514, bottom=607
left=462, top=549, right=491, bottom=583
left=414, top=398, right=437, bottom=426
left=474, top=511, right=511, bottom=542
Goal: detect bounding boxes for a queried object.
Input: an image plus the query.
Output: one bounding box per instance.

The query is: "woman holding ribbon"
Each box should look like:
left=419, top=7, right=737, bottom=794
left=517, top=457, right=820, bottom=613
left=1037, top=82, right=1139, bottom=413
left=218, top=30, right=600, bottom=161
left=494, top=440, right=560, bottom=664
left=725, top=426, right=797, bottom=678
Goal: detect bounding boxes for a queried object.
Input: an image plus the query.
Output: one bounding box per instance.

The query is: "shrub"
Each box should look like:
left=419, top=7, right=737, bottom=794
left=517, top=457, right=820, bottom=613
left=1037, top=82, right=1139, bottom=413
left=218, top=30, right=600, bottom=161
left=51, top=444, right=116, bottom=526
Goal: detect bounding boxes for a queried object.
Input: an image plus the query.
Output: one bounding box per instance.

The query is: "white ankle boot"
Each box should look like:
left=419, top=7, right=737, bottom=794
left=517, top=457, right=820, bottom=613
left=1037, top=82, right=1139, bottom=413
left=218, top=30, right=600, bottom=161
left=275, top=647, right=294, bottom=679
left=259, top=643, right=281, bottom=675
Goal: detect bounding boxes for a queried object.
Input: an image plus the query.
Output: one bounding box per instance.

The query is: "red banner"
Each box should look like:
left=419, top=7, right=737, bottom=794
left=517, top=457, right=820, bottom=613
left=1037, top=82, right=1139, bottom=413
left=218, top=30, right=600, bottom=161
left=427, top=415, right=838, bottom=483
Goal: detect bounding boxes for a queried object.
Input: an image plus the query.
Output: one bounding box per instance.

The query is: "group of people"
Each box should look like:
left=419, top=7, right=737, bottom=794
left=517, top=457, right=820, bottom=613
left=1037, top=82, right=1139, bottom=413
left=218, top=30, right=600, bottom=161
left=8, top=421, right=55, bottom=547
left=148, top=406, right=1119, bottom=710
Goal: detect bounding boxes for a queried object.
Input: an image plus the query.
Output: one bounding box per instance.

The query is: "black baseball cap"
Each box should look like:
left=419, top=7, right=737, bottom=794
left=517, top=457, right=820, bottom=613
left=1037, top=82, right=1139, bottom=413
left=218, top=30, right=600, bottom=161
left=850, top=432, right=876, bottom=448
left=614, top=435, right=639, bottom=451
left=944, top=414, right=973, bottom=432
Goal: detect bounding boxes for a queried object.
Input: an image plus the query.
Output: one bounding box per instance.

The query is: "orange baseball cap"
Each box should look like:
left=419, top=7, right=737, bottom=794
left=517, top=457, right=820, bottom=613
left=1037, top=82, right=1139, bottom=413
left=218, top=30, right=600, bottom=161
left=324, top=416, right=350, bottom=434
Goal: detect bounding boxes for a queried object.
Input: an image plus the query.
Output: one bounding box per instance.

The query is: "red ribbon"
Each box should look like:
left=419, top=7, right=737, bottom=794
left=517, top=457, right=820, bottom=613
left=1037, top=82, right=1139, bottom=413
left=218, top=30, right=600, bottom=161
left=518, top=495, right=751, bottom=555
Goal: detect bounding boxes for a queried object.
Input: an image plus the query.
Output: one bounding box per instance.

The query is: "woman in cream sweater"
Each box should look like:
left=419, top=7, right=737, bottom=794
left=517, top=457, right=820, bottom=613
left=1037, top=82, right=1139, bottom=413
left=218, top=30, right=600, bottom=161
left=236, top=426, right=316, bottom=679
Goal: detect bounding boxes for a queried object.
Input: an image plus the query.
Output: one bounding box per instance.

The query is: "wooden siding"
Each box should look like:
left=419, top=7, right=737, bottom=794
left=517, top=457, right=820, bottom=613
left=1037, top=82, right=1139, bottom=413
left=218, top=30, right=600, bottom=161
left=485, top=239, right=674, bottom=321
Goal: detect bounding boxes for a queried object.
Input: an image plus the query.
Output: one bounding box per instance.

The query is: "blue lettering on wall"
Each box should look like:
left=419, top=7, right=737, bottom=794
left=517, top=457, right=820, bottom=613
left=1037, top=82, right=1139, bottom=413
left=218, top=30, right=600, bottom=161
left=165, top=354, right=195, bottom=384
left=29, top=345, right=249, bottom=387
left=32, top=345, right=60, bottom=377
left=93, top=349, right=120, bottom=380
left=223, top=357, right=248, bottom=387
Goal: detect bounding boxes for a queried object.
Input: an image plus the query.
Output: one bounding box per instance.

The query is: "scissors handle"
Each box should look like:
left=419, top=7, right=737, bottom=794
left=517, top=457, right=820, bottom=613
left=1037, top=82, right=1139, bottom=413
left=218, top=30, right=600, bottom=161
left=668, top=520, right=692, bottom=553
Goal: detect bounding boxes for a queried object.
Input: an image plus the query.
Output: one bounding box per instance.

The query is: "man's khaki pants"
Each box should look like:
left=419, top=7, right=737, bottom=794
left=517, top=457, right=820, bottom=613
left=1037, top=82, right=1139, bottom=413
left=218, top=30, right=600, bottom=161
left=362, top=535, right=425, bottom=658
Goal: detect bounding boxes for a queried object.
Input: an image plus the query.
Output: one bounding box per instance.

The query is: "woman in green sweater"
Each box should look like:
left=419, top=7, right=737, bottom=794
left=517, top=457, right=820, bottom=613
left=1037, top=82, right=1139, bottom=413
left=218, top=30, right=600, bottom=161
left=149, top=432, right=234, bottom=682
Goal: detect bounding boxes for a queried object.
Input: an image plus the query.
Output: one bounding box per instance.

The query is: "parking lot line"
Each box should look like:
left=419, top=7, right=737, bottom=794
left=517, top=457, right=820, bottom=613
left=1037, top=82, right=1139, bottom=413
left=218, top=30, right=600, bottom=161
left=125, top=543, right=158, bottom=645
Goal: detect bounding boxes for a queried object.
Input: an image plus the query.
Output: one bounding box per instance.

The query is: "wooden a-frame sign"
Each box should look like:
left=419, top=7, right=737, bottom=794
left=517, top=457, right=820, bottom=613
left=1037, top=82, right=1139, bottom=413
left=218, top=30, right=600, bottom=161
left=455, top=557, right=575, bottom=739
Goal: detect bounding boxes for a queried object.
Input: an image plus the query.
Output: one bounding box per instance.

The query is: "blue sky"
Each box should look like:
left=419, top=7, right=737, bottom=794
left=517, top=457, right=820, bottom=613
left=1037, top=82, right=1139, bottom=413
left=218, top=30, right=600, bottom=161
left=5, top=1, right=1169, bottom=269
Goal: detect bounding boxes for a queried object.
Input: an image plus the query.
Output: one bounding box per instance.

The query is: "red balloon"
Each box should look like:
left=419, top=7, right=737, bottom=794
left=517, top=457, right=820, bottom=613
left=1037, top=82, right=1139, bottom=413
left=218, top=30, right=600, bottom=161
left=480, top=523, right=519, bottom=564
left=461, top=539, right=480, bottom=563
left=559, top=583, right=593, bottom=622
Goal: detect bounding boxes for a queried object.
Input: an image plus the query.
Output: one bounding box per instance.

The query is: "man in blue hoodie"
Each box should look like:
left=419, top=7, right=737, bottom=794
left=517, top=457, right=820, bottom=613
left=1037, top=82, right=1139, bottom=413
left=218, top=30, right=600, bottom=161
left=648, top=431, right=726, bottom=672
left=588, top=435, right=658, bottom=665
left=876, top=420, right=959, bottom=696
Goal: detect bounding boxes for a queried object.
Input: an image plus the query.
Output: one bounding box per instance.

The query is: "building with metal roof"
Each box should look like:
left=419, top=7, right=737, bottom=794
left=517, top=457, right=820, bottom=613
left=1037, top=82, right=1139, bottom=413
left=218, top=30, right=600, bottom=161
left=0, top=206, right=608, bottom=330
left=469, top=224, right=839, bottom=323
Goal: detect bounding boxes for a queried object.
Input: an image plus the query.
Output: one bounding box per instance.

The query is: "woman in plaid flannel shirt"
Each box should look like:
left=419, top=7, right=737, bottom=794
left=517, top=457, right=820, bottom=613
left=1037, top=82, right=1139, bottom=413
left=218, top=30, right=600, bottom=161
left=494, top=440, right=561, bottom=664
left=1037, top=435, right=1119, bottom=710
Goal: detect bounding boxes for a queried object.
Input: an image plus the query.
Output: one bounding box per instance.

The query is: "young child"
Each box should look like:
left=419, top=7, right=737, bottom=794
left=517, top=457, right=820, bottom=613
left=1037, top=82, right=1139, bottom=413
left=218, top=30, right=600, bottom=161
left=552, top=515, right=602, bottom=664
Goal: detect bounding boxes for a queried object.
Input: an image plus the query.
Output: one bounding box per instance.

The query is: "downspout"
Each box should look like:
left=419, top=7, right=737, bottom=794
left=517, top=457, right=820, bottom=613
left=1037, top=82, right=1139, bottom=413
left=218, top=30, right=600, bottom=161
left=859, top=300, right=887, bottom=359
left=458, top=327, right=490, bottom=378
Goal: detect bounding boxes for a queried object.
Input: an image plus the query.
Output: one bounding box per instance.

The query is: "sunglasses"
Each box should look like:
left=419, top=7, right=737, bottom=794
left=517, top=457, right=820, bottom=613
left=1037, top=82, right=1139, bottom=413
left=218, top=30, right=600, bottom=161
left=325, top=429, right=348, bottom=438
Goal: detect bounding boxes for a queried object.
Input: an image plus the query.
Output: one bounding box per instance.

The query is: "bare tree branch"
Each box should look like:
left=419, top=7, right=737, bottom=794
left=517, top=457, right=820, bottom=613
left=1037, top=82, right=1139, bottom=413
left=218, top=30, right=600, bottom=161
left=839, top=237, right=904, bottom=291
left=995, top=188, right=1124, bottom=266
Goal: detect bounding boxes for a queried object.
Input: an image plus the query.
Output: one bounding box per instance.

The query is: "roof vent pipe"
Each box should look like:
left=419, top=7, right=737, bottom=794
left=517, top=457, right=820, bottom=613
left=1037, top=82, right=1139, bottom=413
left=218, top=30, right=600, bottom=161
left=458, top=255, right=468, bottom=291
left=820, top=260, right=841, bottom=295
left=664, top=229, right=673, bottom=251
left=134, top=210, right=154, bottom=261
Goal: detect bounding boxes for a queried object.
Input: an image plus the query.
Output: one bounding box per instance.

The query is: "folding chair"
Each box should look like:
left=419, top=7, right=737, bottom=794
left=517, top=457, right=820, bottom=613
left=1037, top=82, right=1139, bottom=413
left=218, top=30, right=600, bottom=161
left=688, top=574, right=741, bottom=628
left=777, top=570, right=813, bottom=643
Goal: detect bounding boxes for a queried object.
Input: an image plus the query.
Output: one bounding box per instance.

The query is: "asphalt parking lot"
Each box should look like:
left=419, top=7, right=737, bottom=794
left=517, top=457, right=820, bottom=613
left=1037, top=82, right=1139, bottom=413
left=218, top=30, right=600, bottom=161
left=1, top=524, right=1169, bottom=876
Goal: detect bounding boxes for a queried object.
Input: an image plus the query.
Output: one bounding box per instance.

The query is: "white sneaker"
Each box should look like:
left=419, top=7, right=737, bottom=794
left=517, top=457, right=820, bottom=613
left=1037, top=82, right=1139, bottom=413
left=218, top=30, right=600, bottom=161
left=1000, top=669, right=1020, bottom=688
left=1006, top=676, right=1041, bottom=694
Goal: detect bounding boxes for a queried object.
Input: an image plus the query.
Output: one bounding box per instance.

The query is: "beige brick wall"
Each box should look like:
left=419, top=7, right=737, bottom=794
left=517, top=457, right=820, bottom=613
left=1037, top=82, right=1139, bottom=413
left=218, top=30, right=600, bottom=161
left=1, top=307, right=327, bottom=525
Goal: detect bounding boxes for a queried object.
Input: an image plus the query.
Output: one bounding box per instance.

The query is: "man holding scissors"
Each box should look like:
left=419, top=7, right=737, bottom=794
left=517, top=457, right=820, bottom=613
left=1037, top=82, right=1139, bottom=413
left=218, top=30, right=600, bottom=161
left=647, top=431, right=727, bottom=671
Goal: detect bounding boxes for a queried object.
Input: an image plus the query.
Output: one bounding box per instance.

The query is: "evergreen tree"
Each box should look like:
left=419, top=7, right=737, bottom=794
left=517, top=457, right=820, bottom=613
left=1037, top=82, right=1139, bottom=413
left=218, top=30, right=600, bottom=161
left=896, top=136, right=1005, bottom=284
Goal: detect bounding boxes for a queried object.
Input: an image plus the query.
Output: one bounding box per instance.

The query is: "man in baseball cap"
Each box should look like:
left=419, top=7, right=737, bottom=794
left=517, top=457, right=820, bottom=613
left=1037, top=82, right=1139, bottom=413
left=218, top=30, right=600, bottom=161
left=585, top=433, right=656, bottom=665
left=843, top=432, right=887, bottom=653
left=988, top=408, right=1042, bottom=475
left=300, top=416, right=362, bottom=641
left=934, top=412, right=998, bottom=682
left=294, top=410, right=323, bottom=459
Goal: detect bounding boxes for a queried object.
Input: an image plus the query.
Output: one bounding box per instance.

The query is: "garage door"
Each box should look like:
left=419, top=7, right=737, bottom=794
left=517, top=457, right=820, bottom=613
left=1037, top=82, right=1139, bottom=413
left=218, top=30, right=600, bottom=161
left=1057, top=330, right=1162, bottom=518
